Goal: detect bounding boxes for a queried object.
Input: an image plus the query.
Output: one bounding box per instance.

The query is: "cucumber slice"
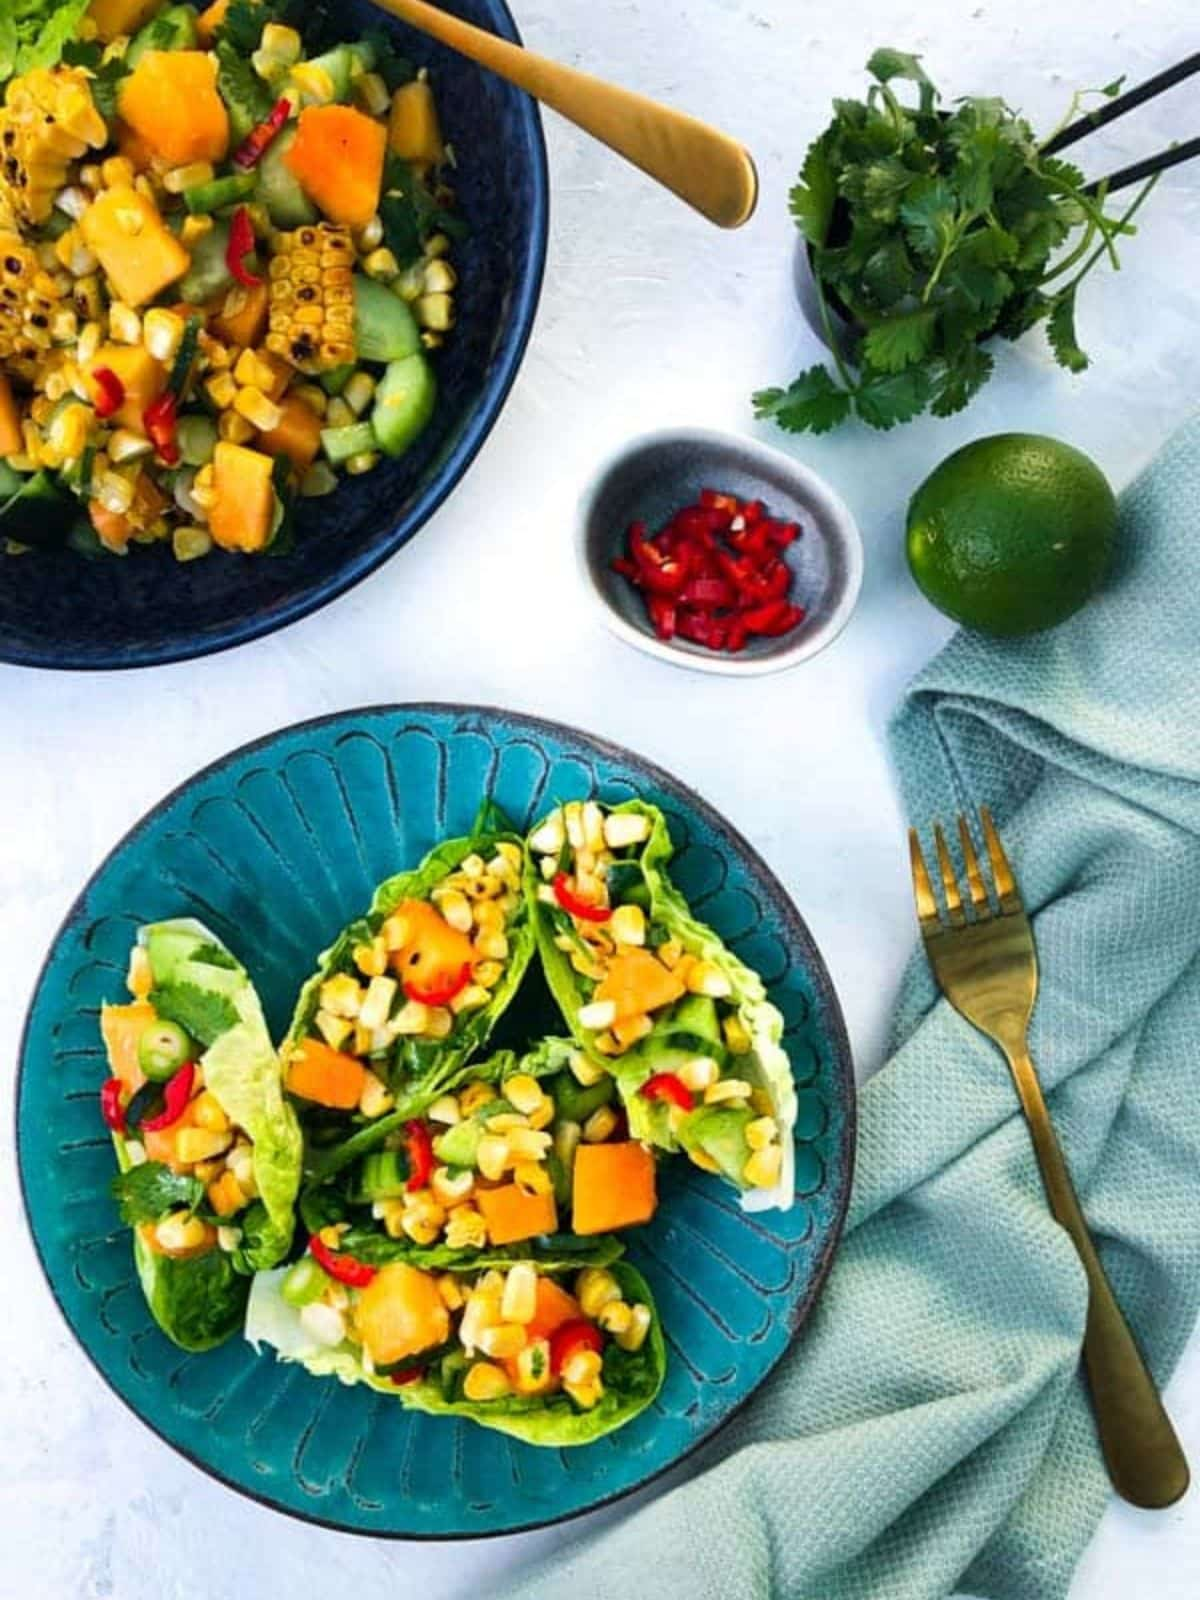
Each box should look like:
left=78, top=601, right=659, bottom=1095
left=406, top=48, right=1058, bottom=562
left=258, top=125, right=317, bottom=228
left=371, top=353, right=435, bottom=458
left=354, top=276, right=421, bottom=363
left=178, top=222, right=233, bottom=304
left=320, top=421, right=377, bottom=465
left=127, top=4, right=198, bottom=67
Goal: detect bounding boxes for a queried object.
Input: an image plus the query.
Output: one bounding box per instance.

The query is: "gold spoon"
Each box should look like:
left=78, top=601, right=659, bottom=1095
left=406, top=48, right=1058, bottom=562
left=369, top=0, right=758, bottom=228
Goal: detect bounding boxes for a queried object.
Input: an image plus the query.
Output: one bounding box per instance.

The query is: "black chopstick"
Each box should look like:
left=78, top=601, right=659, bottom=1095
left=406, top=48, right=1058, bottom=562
left=1084, top=134, right=1200, bottom=195
left=1042, top=51, right=1200, bottom=154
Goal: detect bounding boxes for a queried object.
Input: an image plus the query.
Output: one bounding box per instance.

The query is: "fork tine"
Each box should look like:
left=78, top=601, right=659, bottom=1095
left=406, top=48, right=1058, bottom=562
left=980, top=807, right=1023, bottom=913
left=933, top=824, right=966, bottom=926
left=908, top=829, right=941, bottom=931
left=957, top=814, right=990, bottom=915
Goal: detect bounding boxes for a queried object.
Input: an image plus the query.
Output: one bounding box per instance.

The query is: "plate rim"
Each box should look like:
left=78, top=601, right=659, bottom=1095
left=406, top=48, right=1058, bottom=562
left=0, top=0, right=550, bottom=674
left=16, top=702, right=857, bottom=1539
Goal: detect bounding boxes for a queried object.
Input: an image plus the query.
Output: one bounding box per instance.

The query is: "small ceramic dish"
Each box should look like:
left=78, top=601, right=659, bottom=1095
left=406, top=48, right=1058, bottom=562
left=578, top=427, right=863, bottom=676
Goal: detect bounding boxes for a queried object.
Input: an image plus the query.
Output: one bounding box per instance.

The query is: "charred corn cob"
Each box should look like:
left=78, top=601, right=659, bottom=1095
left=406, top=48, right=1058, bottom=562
left=0, top=69, right=107, bottom=227
left=264, top=223, right=355, bottom=374
left=0, top=230, right=63, bottom=367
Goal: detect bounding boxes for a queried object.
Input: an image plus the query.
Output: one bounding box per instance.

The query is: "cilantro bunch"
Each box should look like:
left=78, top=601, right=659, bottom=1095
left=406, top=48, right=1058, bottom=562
left=754, top=49, right=1157, bottom=435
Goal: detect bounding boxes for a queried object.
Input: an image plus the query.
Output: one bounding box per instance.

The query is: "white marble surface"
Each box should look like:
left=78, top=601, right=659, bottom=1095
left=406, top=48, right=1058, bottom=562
left=3, top=1, right=1199, bottom=1594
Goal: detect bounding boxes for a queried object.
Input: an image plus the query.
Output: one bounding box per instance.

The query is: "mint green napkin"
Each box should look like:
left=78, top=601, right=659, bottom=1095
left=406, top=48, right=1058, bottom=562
left=501, top=415, right=1200, bottom=1600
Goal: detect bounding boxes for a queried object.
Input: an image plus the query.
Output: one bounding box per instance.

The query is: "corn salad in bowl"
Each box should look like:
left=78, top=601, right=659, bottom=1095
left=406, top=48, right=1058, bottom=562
left=0, top=0, right=465, bottom=563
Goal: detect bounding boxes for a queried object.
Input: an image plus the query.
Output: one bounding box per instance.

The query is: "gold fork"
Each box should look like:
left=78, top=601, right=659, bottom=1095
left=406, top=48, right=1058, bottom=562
left=909, top=809, right=1189, bottom=1510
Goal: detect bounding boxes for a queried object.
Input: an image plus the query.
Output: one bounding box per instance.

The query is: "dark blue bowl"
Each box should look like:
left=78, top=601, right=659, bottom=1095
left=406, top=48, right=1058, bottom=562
left=0, top=1, right=548, bottom=671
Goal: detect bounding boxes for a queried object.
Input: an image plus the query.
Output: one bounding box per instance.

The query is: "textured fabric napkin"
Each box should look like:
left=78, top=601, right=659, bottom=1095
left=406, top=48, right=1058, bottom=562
left=500, top=414, right=1200, bottom=1600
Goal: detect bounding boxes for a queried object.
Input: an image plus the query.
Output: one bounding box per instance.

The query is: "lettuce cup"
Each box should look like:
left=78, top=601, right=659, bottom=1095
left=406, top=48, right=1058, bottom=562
left=99, top=920, right=302, bottom=1351
left=299, top=1038, right=661, bottom=1255
left=283, top=811, right=534, bottom=1163
left=247, top=1243, right=663, bottom=1445
left=525, top=800, right=798, bottom=1211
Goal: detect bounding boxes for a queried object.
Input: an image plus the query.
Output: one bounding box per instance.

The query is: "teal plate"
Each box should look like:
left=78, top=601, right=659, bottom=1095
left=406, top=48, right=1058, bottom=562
left=18, top=706, right=855, bottom=1537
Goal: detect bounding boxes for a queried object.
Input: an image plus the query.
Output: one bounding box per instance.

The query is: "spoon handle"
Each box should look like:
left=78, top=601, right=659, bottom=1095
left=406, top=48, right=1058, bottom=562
left=371, top=0, right=758, bottom=228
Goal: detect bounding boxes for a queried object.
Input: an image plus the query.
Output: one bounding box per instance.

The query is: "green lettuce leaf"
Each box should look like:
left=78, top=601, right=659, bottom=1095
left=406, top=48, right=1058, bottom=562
left=286, top=822, right=536, bottom=1142
left=0, top=0, right=92, bottom=84
left=526, top=801, right=798, bottom=1211
left=245, top=1259, right=663, bottom=1446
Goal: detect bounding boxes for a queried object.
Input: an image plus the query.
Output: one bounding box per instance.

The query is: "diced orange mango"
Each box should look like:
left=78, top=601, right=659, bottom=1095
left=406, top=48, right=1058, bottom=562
left=352, top=1263, right=450, bottom=1367
left=118, top=52, right=229, bottom=168
left=594, top=949, right=686, bottom=1023
left=571, top=1142, right=657, bottom=1235
left=388, top=81, right=443, bottom=167
left=0, top=374, right=22, bottom=458
left=476, top=1182, right=558, bottom=1247
left=81, top=187, right=189, bottom=308
left=285, top=105, right=386, bottom=228
left=257, top=394, right=323, bottom=471
left=208, top=441, right=276, bottom=553
left=100, top=1001, right=156, bottom=1095
left=87, top=343, right=165, bottom=432
left=286, top=1037, right=365, bottom=1109
left=88, top=0, right=159, bottom=43
left=386, top=899, right=476, bottom=996
left=212, top=282, right=269, bottom=351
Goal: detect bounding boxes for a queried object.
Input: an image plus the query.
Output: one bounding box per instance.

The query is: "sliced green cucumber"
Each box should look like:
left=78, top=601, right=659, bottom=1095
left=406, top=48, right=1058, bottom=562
left=354, top=276, right=421, bottom=363
left=258, top=125, right=317, bottom=228
left=320, top=421, right=377, bottom=465
left=178, top=222, right=233, bottom=304
left=127, top=3, right=198, bottom=67
left=371, top=352, right=435, bottom=458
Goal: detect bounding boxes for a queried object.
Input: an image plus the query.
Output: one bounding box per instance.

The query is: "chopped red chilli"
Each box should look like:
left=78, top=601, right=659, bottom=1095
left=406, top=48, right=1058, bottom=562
left=612, top=489, right=805, bottom=653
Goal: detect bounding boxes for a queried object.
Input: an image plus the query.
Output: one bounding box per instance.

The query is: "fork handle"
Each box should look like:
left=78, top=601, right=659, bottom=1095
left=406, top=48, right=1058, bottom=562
left=1007, top=1047, right=1190, bottom=1508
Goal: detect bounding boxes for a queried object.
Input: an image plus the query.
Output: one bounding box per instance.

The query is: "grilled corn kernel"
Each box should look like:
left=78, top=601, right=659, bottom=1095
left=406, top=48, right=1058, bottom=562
left=608, top=903, right=647, bottom=947
left=176, top=1126, right=233, bottom=1164
left=261, top=22, right=302, bottom=63
left=576, top=1268, right=621, bottom=1319
left=722, top=1014, right=753, bottom=1055
left=162, top=160, right=214, bottom=194
left=345, top=449, right=379, bottom=476
left=616, top=1302, right=652, bottom=1353
left=0, top=68, right=107, bottom=226
left=100, top=154, right=135, bottom=189
left=49, top=402, right=89, bottom=459
left=463, top=1361, right=510, bottom=1402
left=95, top=470, right=133, bottom=514
left=359, top=1069, right=394, bottom=1119
left=353, top=937, right=389, bottom=978
left=498, top=1263, right=538, bottom=1325
left=578, top=1000, right=617, bottom=1032
left=300, top=461, right=338, bottom=496
left=363, top=246, right=400, bottom=281
left=233, top=385, right=283, bottom=431
left=507, top=1128, right=552, bottom=1164
left=422, top=258, right=457, bottom=294
left=388, top=999, right=428, bottom=1035
left=745, top=1116, right=779, bottom=1152
left=704, top=1078, right=753, bottom=1106
left=401, top=1202, right=446, bottom=1247
left=562, top=1347, right=603, bottom=1387
left=744, top=1144, right=783, bottom=1189
left=449, top=983, right=490, bottom=1015
left=501, top=1075, right=545, bottom=1117
left=430, top=886, right=472, bottom=932
left=108, top=301, right=140, bottom=344
left=287, top=61, right=336, bottom=106
left=445, top=1206, right=487, bottom=1250
left=191, top=1091, right=228, bottom=1132
left=413, top=291, right=452, bottom=331
left=478, top=1322, right=526, bottom=1360
left=354, top=213, right=384, bottom=252
left=426, top=1094, right=461, bottom=1126
left=688, top=1145, right=721, bottom=1174
left=436, top=1273, right=464, bottom=1311
left=431, top=1164, right=475, bottom=1206
left=227, top=1142, right=256, bottom=1194
left=677, top=1057, right=720, bottom=1095
left=597, top=1299, right=633, bottom=1336
left=476, top=1134, right=511, bottom=1183
left=320, top=973, right=364, bottom=1019
left=323, top=395, right=355, bottom=430
left=218, top=409, right=256, bottom=443
left=342, top=370, right=376, bottom=416
left=581, top=1106, right=619, bottom=1143
left=357, top=974, right=397, bottom=1031
left=474, top=928, right=509, bottom=961
left=314, top=1007, right=352, bottom=1049
left=512, top=1160, right=553, bottom=1198
left=266, top=223, right=356, bottom=372
left=205, top=372, right=237, bottom=410
left=142, top=307, right=185, bottom=364
left=459, top=1082, right=496, bottom=1117
left=686, top=961, right=733, bottom=999
left=155, top=1212, right=209, bottom=1253
left=425, top=1004, right=454, bottom=1039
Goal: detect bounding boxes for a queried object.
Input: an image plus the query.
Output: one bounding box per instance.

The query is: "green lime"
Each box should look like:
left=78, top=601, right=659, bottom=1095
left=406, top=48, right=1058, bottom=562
left=906, top=433, right=1117, bottom=636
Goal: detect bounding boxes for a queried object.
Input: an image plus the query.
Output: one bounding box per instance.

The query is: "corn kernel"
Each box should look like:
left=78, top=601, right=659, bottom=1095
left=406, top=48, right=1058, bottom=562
left=342, top=370, right=376, bottom=415
left=106, top=427, right=150, bottom=464
left=359, top=1069, right=394, bottom=1119
left=562, top=1347, right=603, bottom=1387
left=179, top=214, right=214, bottom=250
left=358, top=974, right=398, bottom=1031
left=603, top=811, right=651, bottom=849
left=445, top=1206, right=487, bottom=1250
left=352, top=71, right=390, bottom=117
left=744, top=1145, right=783, bottom=1189
left=609, top=903, right=647, bottom=947
left=582, top=1105, right=619, bottom=1143
left=705, top=1078, right=753, bottom=1106
left=578, top=1000, right=616, bottom=1032
left=514, top=1336, right=554, bottom=1395
left=498, top=1262, right=538, bottom=1325
left=191, top=1091, right=228, bottom=1132
left=233, top=385, right=283, bottom=431
left=324, top=395, right=355, bottom=429
left=433, top=887, right=473, bottom=932
left=616, top=1302, right=652, bottom=1352
left=353, top=937, right=389, bottom=978
left=478, top=1323, right=526, bottom=1359
left=723, top=1015, right=753, bottom=1055
left=677, top=1057, right=720, bottom=1095
left=460, top=1082, right=496, bottom=1116
left=426, top=1094, right=461, bottom=1126
left=436, top=1273, right=464, bottom=1311
left=597, top=1299, right=633, bottom=1336
left=345, top=450, right=379, bottom=476
left=745, top=1116, right=779, bottom=1152
left=687, top=961, right=733, bottom=999
left=292, top=382, right=328, bottom=417
left=424, top=1005, right=454, bottom=1040
left=401, top=1202, right=446, bottom=1247
left=472, top=959, right=504, bottom=988
left=108, top=301, right=141, bottom=344
left=431, top=1164, right=474, bottom=1206
left=422, top=258, right=457, bottom=294
left=507, top=1127, right=552, bottom=1163
left=689, top=1146, right=722, bottom=1175
left=126, top=945, right=152, bottom=999
left=529, top=813, right=565, bottom=856
left=502, top=1075, right=543, bottom=1117
left=463, top=1361, right=510, bottom=1402
left=205, top=372, right=238, bottom=410
left=95, top=470, right=133, bottom=515
left=475, top=929, right=509, bottom=962
left=163, top=161, right=215, bottom=194
left=476, top=1134, right=511, bottom=1183
left=101, top=155, right=135, bottom=189
left=354, top=212, right=384, bottom=251
left=176, top=1126, right=233, bottom=1164
left=155, top=1212, right=209, bottom=1253
left=320, top=973, right=364, bottom=1019
left=364, top=247, right=400, bottom=281
left=576, top=1268, right=621, bottom=1319
left=449, top=983, right=490, bottom=1014
left=262, top=22, right=302, bottom=62
left=512, top=1160, right=553, bottom=1197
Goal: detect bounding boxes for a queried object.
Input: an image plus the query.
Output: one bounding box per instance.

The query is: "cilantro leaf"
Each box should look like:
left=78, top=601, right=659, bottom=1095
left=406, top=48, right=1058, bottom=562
left=379, top=158, right=467, bottom=268
left=149, top=983, right=238, bottom=1047
left=929, top=344, right=995, bottom=417
left=218, top=0, right=269, bottom=52
left=840, top=157, right=914, bottom=223
left=360, top=27, right=415, bottom=92
left=853, top=367, right=931, bottom=429
left=1047, top=289, right=1089, bottom=373
left=862, top=308, right=936, bottom=372
left=752, top=367, right=853, bottom=435
left=867, top=48, right=931, bottom=88
left=111, top=1163, right=204, bottom=1226
left=899, top=177, right=958, bottom=258
left=62, top=38, right=128, bottom=122
left=788, top=138, right=837, bottom=246
left=861, top=237, right=913, bottom=306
